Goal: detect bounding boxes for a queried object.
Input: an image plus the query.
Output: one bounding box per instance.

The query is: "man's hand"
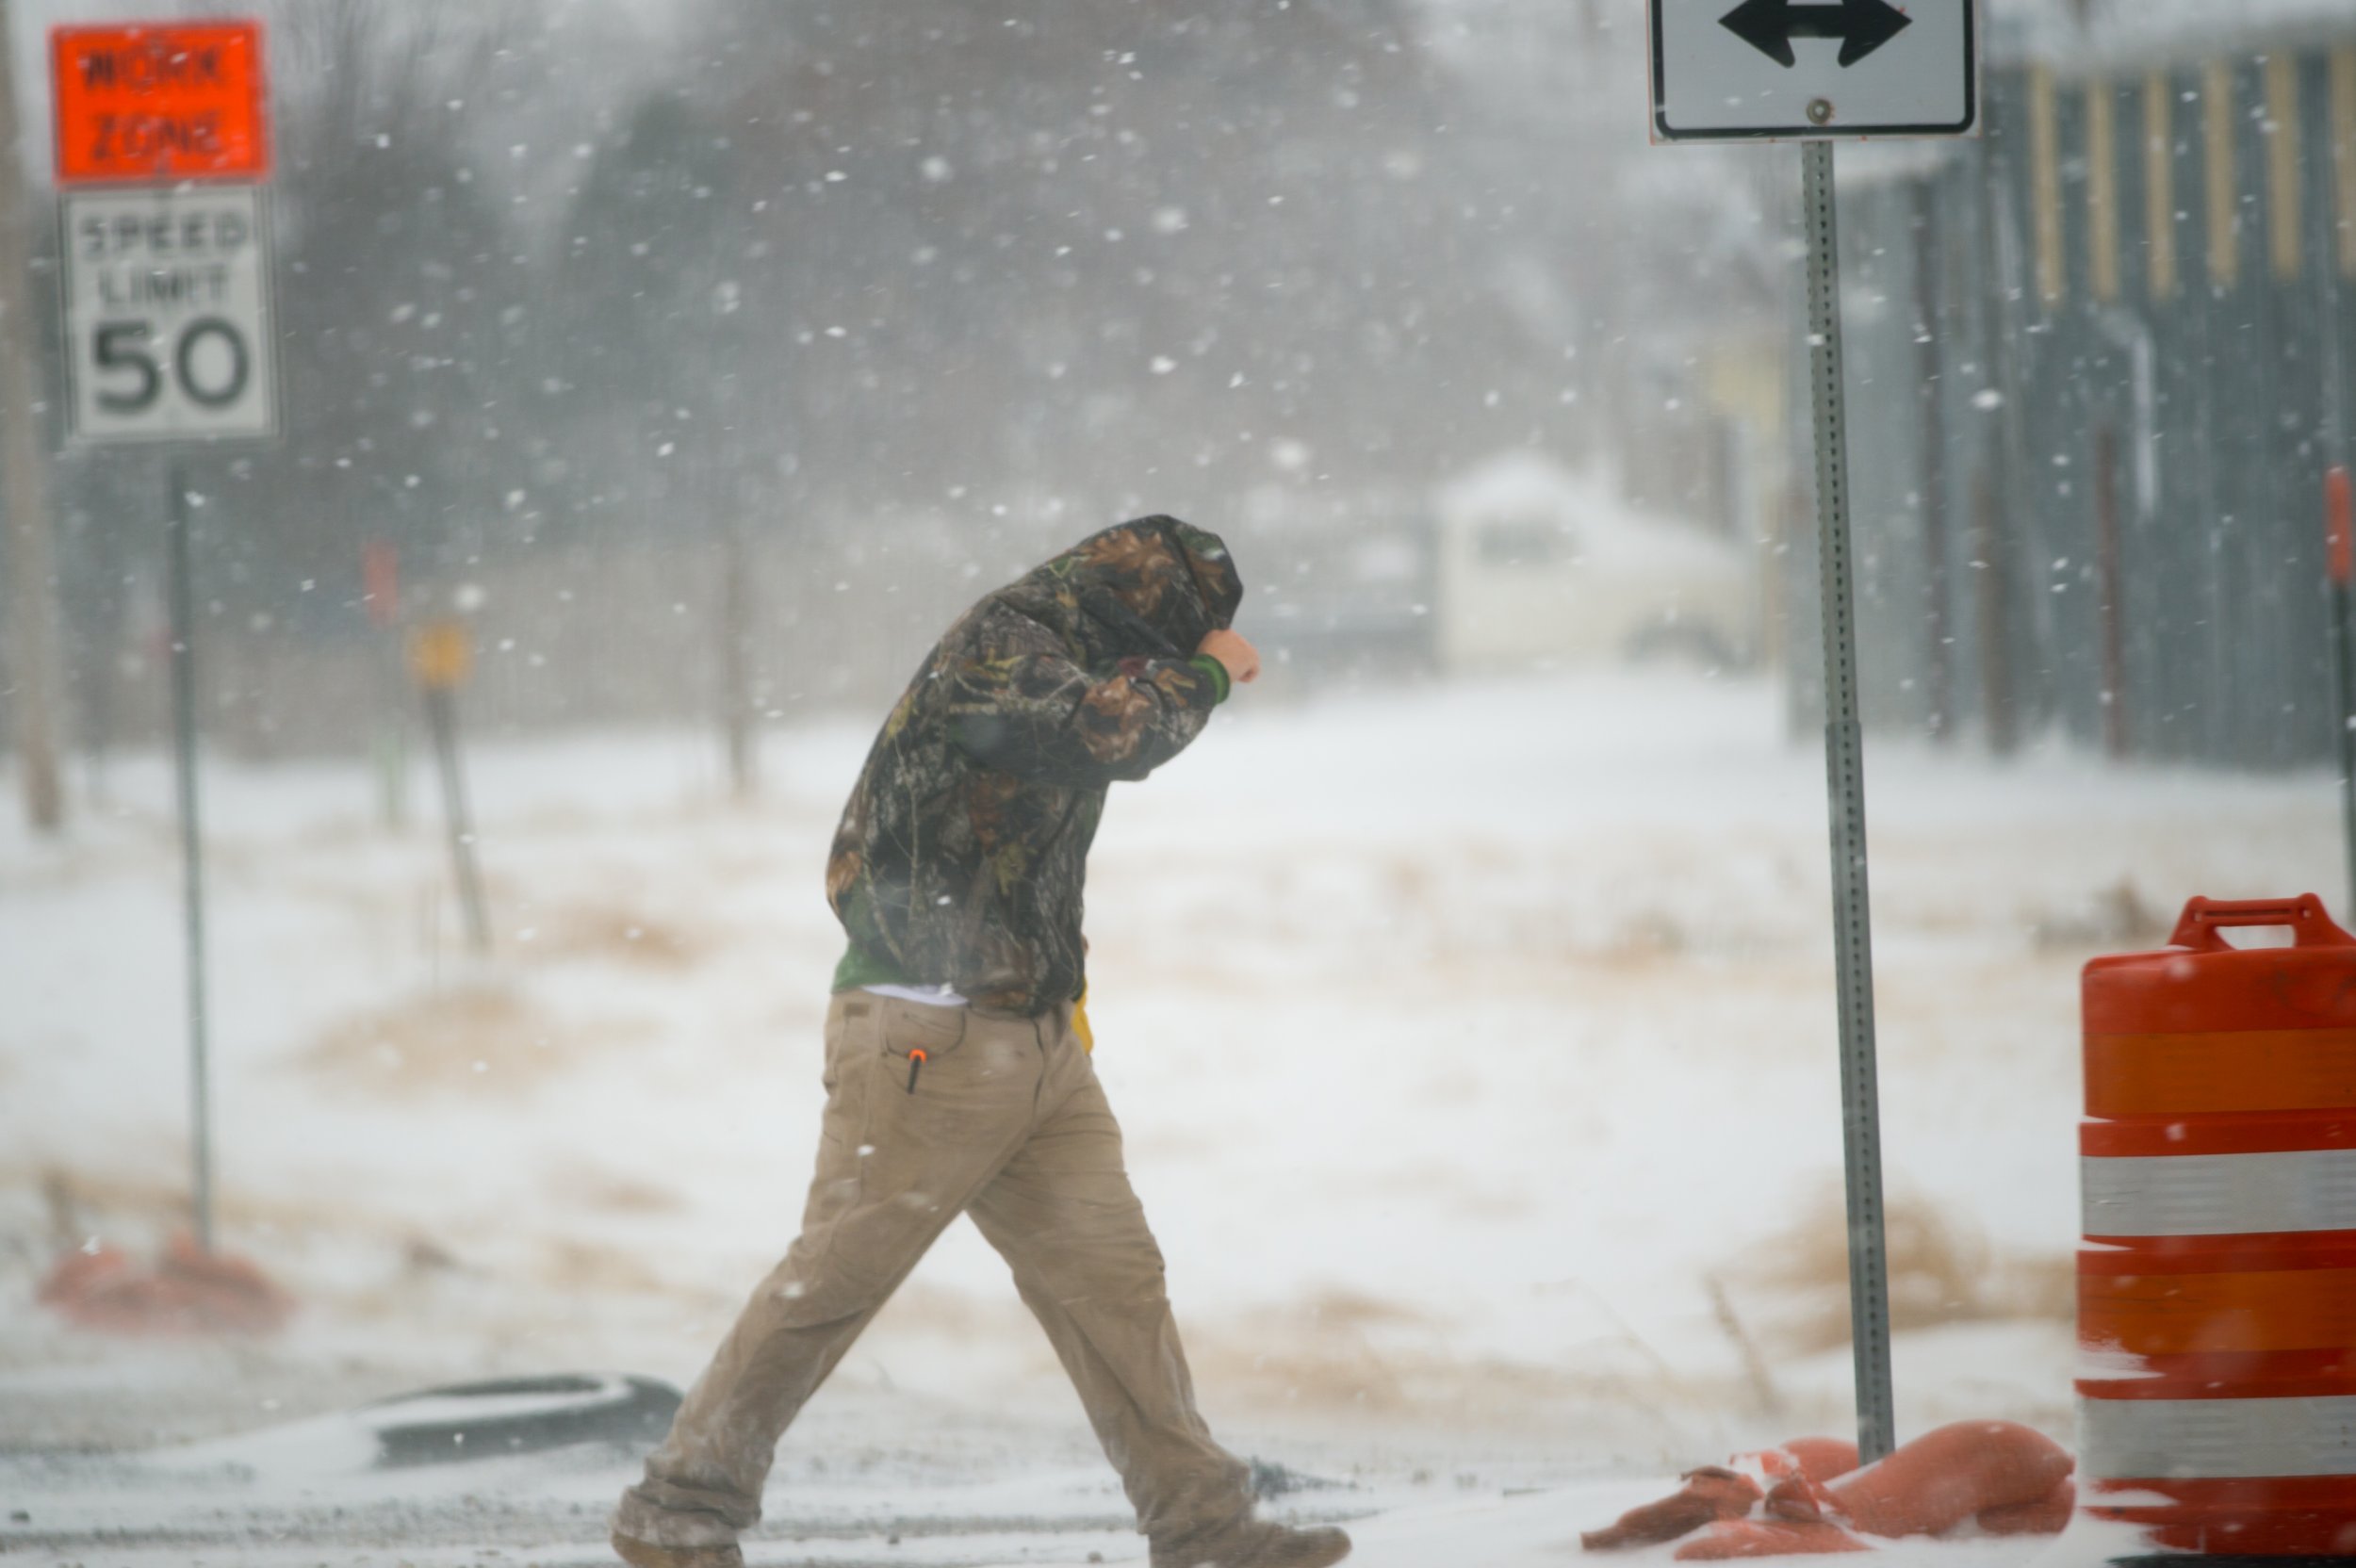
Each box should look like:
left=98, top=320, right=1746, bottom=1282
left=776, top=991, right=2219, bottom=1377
left=1197, top=629, right=1261, bottom=686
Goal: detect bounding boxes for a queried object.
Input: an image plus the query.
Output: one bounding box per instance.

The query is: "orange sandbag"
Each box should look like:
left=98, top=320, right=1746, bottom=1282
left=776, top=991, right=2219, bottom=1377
left=1586, top=1437, right=1863, bottom=1550
left=1674, top=1519, right=1869, bottom=1560
left=35, top=1242, right=137, bottom=1308
left=1582, top=1468, right=1764, bottom=1551
left=1975, top=1477, right=2076, bottom=1536
left=1805, top=1421, right=2072, bottom=1539
left=1755, top=1437, right=1859, bottom=1487
left=1593, top=1413, right=2073, bottom=1554
left=1585, top=1422, right=2073, bottom=1558
left=38, top=1232, right=292, bottom=1335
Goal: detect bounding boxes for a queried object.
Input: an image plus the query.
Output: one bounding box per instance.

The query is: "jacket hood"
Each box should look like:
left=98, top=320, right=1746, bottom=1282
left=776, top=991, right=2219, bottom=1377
left=1005, top=515, right=1243, bottom=662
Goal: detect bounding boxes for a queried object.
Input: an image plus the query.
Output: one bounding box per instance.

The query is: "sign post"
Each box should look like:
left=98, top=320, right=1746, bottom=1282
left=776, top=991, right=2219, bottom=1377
left=165, top=467, right=212, bottom=1249
left=53, top=20, right=275, bottom=1255
left=408, top=619, right=491, bottom=956
left=2329, top=468, right=2356, bottom=915
left=363, top=540, right=411, bottom=830
left=1649, top=0, right=1980, bottom=1464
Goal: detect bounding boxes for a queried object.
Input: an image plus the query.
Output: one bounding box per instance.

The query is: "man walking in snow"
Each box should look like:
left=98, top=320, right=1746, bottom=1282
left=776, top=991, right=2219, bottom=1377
left=612, top=517, right=1350, bottom=1568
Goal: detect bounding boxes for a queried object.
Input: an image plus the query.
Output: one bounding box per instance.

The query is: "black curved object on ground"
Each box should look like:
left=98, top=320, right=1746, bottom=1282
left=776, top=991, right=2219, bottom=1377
left=360, top=1372, right=681, bottom=1467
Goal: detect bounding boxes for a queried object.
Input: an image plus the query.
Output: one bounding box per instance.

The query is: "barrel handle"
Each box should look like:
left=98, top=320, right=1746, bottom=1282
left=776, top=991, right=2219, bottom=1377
left=2168, top=894, right=2355, bottom=952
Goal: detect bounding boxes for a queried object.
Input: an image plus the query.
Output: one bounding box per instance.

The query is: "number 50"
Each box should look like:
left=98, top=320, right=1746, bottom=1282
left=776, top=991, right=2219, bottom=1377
left=91, top=318, right=252, bottom=414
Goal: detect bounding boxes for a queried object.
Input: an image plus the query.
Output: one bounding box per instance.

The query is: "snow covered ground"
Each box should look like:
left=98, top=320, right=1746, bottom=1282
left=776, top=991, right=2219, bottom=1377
left=0, top=668, right=2337, bottom=1564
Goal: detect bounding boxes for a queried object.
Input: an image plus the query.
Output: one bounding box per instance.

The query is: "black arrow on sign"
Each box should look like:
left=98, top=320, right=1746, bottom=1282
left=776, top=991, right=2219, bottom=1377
left=1718, top=0, right=1914, bottom=69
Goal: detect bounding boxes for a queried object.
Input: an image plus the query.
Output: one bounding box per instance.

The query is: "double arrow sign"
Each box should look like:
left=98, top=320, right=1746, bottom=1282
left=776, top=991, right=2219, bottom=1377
left=1719, top=0, right=1913, bottom=69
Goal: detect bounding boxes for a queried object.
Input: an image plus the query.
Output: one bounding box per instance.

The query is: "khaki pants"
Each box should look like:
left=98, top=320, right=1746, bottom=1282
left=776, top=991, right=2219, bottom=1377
left=614, top=991, right=1253, bottom=1549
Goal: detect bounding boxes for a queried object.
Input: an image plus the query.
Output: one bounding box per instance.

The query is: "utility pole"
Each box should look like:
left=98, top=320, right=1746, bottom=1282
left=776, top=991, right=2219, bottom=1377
left=0, top=0, right=68, bottom=834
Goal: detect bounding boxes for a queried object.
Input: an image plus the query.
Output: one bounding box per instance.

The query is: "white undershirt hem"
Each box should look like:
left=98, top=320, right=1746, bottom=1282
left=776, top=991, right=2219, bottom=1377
left=861, top=982, right=968, bottom=1007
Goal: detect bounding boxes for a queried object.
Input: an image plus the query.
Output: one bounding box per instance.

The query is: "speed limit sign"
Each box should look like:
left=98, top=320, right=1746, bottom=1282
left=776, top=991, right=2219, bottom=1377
left=61, top=185, right=278, bottom=443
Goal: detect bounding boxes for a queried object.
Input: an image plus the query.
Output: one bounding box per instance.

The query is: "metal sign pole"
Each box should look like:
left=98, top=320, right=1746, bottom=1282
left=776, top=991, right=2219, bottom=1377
left=2327, top=468, right=2356, bottom=915
left=424, top=683, right=491, bottom=956
left=1802, top=139, right=1896, bottom=1463
left=409, top=620, right=491, bottom=956
left=166, top=458, right=216, bottom=1252
left=2336, top=581, right=2356, bottom=917
left=1652, top=0, right=1966, bottom=1469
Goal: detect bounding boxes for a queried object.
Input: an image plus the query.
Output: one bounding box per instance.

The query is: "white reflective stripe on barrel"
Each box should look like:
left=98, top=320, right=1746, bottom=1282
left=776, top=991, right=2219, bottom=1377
left=2082, top=1396, right=2356, bottom=1479
left=2082, top=1149, right=2356, bottom=1236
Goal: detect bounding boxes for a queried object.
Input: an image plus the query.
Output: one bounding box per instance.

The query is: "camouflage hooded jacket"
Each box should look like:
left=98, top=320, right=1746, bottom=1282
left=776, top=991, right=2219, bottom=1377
left=826, top=517, right=1245, bottom=1016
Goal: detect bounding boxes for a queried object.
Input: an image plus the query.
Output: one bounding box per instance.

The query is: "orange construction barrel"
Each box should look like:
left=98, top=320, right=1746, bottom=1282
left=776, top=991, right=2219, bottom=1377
left=2078, top=894, right=2356, bottom=1557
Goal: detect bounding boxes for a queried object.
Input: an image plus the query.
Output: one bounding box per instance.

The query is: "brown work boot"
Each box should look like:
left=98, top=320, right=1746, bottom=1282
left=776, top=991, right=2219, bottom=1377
left=1150, top=1518, right=1352, bottom=1568
left=610, top=1530, right=744, bottom=1568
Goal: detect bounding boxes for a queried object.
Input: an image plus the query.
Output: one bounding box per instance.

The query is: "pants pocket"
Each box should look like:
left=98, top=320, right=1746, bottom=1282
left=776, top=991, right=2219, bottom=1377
left=877, top=998, right=968, bottom=1063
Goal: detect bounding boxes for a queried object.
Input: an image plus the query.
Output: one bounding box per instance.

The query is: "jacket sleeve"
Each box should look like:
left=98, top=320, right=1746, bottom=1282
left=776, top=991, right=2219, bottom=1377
left=943, top=604, right=1226, bottom=785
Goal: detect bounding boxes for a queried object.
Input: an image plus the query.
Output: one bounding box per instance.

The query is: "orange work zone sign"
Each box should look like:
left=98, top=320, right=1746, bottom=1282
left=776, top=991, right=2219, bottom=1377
left=53, top=22, right=270, bottom=185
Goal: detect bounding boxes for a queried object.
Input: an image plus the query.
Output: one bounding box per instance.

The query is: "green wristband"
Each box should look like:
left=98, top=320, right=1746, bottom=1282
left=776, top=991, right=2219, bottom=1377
left=1187, top=653, right=1232, bottom=704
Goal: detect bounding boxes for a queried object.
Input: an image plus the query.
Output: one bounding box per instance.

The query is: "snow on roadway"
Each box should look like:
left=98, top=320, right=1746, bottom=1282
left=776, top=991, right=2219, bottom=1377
left=0, top=1431, right=2153, bottom=1567
left=0, top=668, right=2335, bottom=1563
